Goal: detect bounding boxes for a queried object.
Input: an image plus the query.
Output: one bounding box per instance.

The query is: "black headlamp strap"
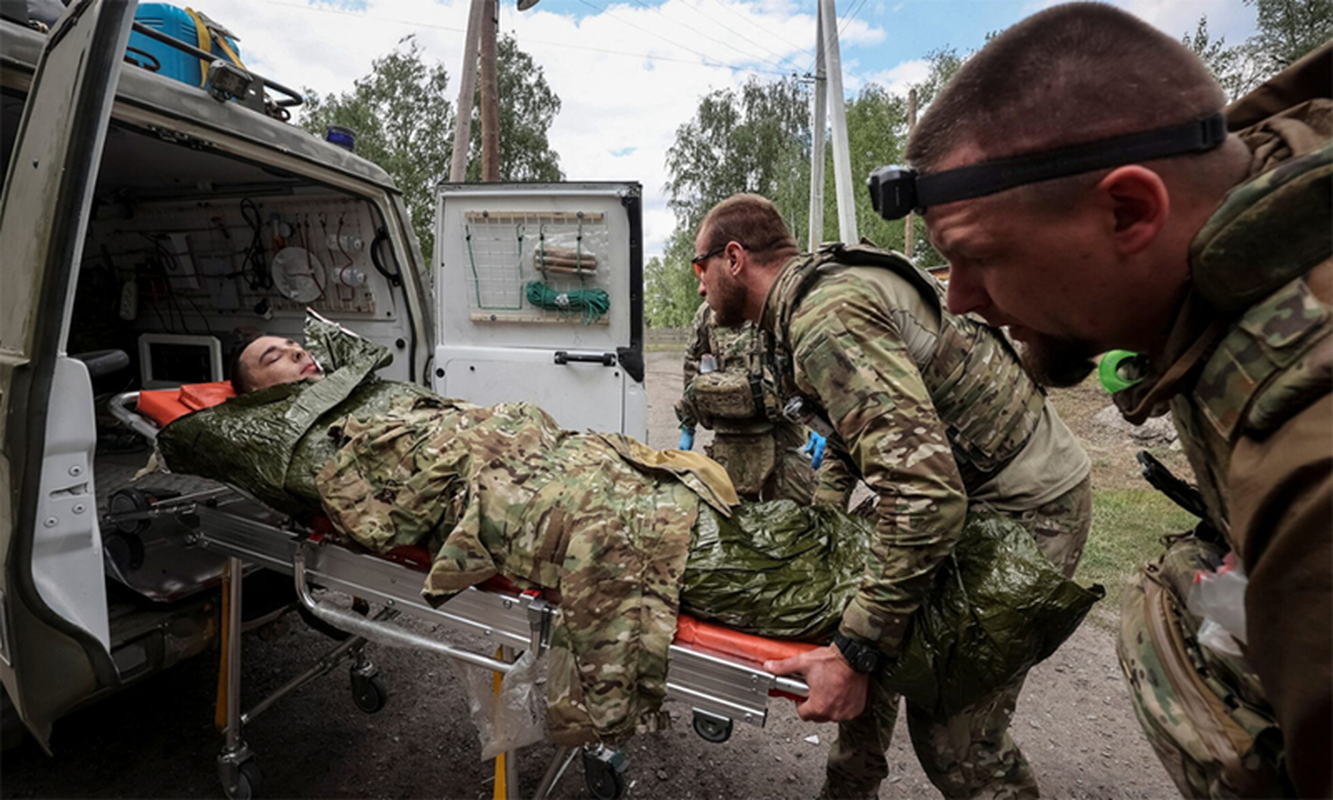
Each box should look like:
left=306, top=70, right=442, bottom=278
left=915, top=113, right=1228, bottom=209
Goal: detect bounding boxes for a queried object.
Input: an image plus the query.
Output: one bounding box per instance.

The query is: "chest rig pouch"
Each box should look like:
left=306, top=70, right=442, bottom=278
left=767, top=243, right=1046, bottom=485
left=1118, top=534, right=1289, bottom=798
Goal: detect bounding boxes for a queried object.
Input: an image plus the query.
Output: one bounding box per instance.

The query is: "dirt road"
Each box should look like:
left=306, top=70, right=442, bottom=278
left=1, top=351, right=1177, bottom=799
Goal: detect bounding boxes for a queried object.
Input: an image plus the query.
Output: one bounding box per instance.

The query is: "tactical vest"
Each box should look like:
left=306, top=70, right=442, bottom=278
left=1169, top=139, right=1332, bottom=541
left=1117, top=131, right=1331, bottom=799
left=765, top=243, right=1046, bottom=488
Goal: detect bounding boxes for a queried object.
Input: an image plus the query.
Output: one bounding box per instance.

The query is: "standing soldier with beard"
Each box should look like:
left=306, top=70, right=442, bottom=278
left=675, top=300, right=823, bottom=503
left=689, top=193, right=1092, bottom=799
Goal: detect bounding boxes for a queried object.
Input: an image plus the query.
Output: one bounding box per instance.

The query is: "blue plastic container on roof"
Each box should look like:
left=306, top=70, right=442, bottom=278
left=127, top=4, right=242, bottom=88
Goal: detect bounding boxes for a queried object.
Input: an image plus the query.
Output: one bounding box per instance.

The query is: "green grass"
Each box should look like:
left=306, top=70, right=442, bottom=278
left=1077, top=488, right=1199, bottom=624
left=645, top=343, right=687, bottom=352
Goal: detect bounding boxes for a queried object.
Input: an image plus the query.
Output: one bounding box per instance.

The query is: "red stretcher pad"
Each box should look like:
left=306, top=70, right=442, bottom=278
left=137, top=381, right=236, bottom=427
left=145, top=384, right=818, bottom=667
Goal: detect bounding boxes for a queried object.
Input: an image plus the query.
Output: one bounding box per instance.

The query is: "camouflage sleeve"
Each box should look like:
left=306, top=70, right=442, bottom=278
left=675, top=302, right=712, bottom=429
left=788, top=277, right=967, bottom=655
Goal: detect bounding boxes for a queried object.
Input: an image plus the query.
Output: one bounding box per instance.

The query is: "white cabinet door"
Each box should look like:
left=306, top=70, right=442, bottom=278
left=433, top=182, right=647, bottom=440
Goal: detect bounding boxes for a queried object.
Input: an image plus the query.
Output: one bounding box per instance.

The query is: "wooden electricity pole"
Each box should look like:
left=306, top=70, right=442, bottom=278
left=904, top=88, right=917, bottom=258
left=479, top=0, right=500, bottom=182
left=449, top=0, right=486, bottom=182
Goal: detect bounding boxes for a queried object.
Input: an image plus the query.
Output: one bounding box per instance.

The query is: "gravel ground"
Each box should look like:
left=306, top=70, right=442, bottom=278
left=1, top=351, right=1178, bottom=799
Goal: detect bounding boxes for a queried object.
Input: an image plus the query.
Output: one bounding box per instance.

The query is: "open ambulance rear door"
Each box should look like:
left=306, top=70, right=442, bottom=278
left=0, top=0, right=137, bottom=748
left=433, top=182, right=648, bottom=440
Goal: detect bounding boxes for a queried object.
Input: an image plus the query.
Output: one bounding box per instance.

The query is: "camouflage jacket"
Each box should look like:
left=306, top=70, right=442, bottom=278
left=759, top=244, right=1073, bottom=654
left=1114, top=81, right=1331, bottom=797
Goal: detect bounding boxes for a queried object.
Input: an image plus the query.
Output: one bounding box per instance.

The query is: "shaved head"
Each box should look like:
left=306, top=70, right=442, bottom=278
left=908, top=3, right=1227, bottom=174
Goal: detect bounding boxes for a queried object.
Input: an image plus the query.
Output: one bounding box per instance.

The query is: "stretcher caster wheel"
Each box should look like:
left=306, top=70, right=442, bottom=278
left=350, top=668, right=388, bottom=713
left=692, top=710, right=733, bottom=743
left=221, top=758, right=262, bottom=800
left=581, top=745, right=627, bottom=800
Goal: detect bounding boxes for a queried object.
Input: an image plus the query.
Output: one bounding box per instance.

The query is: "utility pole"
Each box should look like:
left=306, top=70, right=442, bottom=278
left=807, top=9, right=827, bottom=251
left=904, top=88, right=917, bottom=258
left=479, top=0, right=500, bottom=182
left=818, top=0, right=856, bottom=243
left=449, top=0, right=486, bottom=182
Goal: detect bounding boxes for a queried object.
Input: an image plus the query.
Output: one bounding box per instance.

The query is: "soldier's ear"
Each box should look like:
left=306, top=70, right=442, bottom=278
left=1097, top=166, right=1169, bottom=258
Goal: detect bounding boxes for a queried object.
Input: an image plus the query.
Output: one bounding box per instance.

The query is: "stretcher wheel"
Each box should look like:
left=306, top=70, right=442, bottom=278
left=581, top=747, right=627, bottom=800
left=692, top=711, right=733, bottom=743
left=224, top=760, right=262, bottom=800
left=350, top=669, right=388, bottom=713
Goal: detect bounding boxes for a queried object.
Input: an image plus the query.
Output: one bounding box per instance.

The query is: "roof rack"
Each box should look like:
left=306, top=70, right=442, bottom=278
left=129, top=21, right=302, bottom=118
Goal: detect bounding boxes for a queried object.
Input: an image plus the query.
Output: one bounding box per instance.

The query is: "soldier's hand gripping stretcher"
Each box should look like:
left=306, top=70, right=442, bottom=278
left=135, top=313, right=1103, bottom=749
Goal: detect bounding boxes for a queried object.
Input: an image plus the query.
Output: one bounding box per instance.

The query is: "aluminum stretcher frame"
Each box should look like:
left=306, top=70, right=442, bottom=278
left=108, top=389, right=811, bottom=798
left=189, top=505, right=811, bottom=726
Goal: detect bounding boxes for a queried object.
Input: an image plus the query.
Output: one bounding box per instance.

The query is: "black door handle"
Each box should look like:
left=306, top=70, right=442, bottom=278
left=554, top=351, right=617, bottom=367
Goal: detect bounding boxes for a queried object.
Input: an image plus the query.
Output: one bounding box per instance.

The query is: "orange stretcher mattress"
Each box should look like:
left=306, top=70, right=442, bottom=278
left=137, top=381, right=236, bottom=427
left=143, top=383, right=818, bottom=668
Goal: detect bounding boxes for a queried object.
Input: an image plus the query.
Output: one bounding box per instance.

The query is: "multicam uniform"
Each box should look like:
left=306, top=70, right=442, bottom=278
left=675, top=302, right=821, bottom=503
left=1113, top=54, right=1331, bottom=799
left=760, top=243, right=1092, bottom=799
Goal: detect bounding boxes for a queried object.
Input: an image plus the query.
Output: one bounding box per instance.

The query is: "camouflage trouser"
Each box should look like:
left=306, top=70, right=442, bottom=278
left=823, top=476, right=1092, bottom=800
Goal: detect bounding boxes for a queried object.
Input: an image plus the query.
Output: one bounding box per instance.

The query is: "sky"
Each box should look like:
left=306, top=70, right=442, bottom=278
left=208, top=0, right=1261, bottom=257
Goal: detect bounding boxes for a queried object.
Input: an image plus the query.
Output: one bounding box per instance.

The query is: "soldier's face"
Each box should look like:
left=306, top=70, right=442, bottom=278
left=238, top=336, right=323, bottom=392
left=925, top=197, right=1104, bottom=386
left=694, top=228, right=748, bottom=328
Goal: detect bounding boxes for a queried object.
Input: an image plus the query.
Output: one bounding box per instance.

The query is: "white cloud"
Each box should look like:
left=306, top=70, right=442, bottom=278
left=210, top=0, right=889, bottom=257
left=862, top=56, right=929, bottom=97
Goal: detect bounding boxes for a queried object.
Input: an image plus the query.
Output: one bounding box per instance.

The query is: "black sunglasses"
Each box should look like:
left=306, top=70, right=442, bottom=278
left=691, top=244, right=727, bottom=267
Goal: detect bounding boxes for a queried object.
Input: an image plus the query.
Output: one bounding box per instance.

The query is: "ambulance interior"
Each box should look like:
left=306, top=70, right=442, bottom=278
left=1, top=84, right=423, bottom=677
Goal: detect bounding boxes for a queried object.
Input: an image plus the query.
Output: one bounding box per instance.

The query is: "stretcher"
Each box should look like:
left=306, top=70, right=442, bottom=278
left=108, top=385, right=814, bottom=800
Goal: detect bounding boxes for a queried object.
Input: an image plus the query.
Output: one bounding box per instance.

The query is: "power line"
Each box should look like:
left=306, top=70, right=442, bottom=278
left=644, top=0, right=808, bottom=73
left=701, top=0, right=815, bottom=59
left=575, top=0, right=796, bottom=76
left=264, top=0, right=796, bottom=77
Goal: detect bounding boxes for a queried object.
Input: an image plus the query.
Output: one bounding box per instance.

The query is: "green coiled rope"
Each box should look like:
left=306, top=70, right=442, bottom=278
left=524, top=281, right=610, bottom=324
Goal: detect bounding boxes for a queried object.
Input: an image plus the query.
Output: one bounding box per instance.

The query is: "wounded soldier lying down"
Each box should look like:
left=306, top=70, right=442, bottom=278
left=156, top=315, right=1101, bottom=747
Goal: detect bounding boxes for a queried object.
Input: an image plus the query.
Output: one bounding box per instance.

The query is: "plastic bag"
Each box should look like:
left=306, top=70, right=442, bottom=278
left=1187, top=551, right=1249, bottom=657
left=458, top=648, right=549, bottom=761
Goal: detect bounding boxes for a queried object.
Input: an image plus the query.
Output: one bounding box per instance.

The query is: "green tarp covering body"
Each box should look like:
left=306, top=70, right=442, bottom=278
left=681, top=502, right=1103, bottom=717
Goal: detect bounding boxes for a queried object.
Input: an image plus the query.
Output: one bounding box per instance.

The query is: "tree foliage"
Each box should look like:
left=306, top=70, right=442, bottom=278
left=1184, top=2, right=1330, bottom=102
left=653, top=77, right=810, bottom=327
left=1244, top=0, right=1332, bottom=73
left=301, top=34, right=563, bottom=265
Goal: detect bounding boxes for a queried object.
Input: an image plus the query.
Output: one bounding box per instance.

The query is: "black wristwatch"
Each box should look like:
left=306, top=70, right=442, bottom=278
left=832, top=632, right=884, bottom=674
